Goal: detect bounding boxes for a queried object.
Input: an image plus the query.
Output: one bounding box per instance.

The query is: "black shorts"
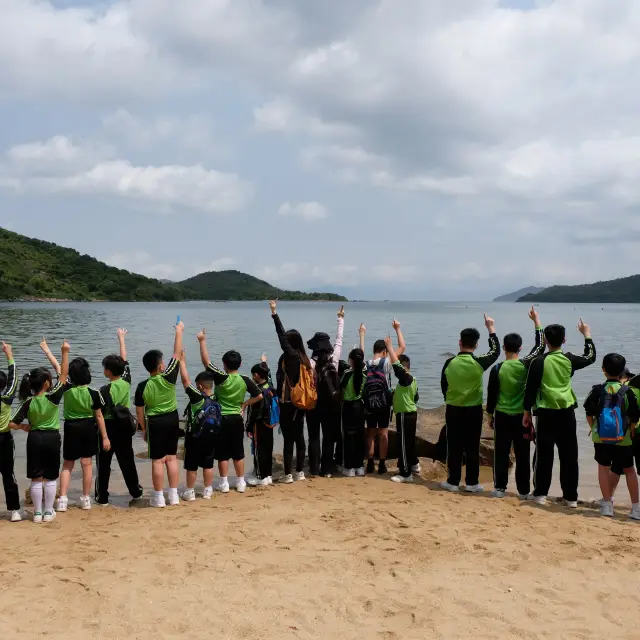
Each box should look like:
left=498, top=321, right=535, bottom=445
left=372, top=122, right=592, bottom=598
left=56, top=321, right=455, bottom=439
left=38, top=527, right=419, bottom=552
left=63, top=419, right=98, bottom=461
left=595, top=443, right=634, bottom=475
left=27, top=429, right=61, bottom=480
left=147, top=411, right=180, bottom=460
left=366, top=407, right=391, bottom=429
left=184, top=431, right=216, bottom=471
left=215, top=414, right=245, bottom=462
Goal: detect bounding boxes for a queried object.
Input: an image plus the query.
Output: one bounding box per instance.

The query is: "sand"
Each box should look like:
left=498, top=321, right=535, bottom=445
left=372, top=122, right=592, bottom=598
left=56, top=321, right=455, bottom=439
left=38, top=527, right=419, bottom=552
left=2, top=460, right=639, bottom=640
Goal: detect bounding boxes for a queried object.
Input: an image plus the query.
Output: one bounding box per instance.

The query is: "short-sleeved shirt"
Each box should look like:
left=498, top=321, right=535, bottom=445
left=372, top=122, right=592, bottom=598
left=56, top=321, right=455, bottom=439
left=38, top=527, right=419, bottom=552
left=184, top=385, right=208, bottom=427
left=367, top=358, right=393, bottom=386
left=100, top=363, right=132, bottom=419
left=63, top=384, right=105, bottom=421
left=340, top=367, right=367, bottom=402
left=134, top=358, right=179, bottom=417
left=0, top=360, right=17, bottom=433
left=584, top=381, right=640, bottom=446
left=11, top=382, right=66, bottom=431
left=391, top=362, right=419, bottom=414
left=205, top=363, right=261, bottom=415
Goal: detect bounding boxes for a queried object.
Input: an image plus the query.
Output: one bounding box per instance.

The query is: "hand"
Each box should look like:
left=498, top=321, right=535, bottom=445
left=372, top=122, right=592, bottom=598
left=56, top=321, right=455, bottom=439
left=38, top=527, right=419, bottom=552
left=523, top=412, right=533, bottom=430
left=487, top=415, right=494, bottom=430
left=102, top=437, right=111, bottom=452
left=117, top=328, right=128, bottom=339
left=269, top=300, right=277, bottom=315
left=337, top=305, right=345, bottom=318
left=40, top=336, right=50, bottom=353
left=1, top=342, right=12, bottom=358
left=261, top=353, right=268, bottom=363
left=578, top=318, right=590, bottom=338
left=528, top=306, right=540, bottom=326
left=392, top=318, right=401, bottom=331
left=61, top=340, right=70, bottom=353
left=175, top=321, right=185, bottom=334
left=240, top=402, right=248, bottom=413
left=484, top=313, right=495, bottom=333
left=359, top=323, right=366, bottom=336
left=142, top=430, right=148, bottom=443
left=21, top=424, right=31, bottom=432
left=196, top=329, right=206, bottom=343
left=383, top=335, right=392, bottom=350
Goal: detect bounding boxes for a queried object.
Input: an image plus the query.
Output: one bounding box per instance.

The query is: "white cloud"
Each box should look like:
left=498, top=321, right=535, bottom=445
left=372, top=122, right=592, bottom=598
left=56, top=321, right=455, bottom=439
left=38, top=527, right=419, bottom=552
left=259, top=262, right=359, bottom=287
left=278, top=201, right=328, bottom=221
left=372, top=265, right=419, bottom=283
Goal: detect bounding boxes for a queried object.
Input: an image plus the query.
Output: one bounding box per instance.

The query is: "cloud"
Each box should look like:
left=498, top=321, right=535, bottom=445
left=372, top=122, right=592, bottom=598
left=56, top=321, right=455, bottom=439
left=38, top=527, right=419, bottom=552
left=278, top=201, right=328, bottom=221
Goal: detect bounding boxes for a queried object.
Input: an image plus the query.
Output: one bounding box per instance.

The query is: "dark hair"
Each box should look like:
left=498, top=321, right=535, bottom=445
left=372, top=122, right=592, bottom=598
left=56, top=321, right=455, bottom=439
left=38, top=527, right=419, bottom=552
left=349, top=348, right=364, bottom=395
left=251, top=362, right=270, bottom=382
left=0, top=371, right=6, bottom=393
left=69, top=357, right=91, bottom=385
left=222, top=350, right=242, bottom=371
left=460, top=328, right=480, bottom=349
left=194, top=370, right=215, bottom=389
left=373, top=339, right=387, bottom=355
left=503, top=333, right=523, bottom=353
left=18, top=367, right=52, bottom=400
left=603, top=353, right=626, bottom=378
left=102, top=354, right=126, bottom=377
left=399, top=354, right=410, bottom=368
left=143, top=349, right=163, bottom=373
left=544, top=324, right=566, bottom=349
left=285, top=329, right=311, bottom=368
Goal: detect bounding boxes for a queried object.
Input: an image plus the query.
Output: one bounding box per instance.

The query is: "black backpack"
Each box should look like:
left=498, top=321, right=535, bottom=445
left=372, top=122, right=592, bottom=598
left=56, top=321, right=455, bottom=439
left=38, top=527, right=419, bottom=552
left=363, top=359, right=392, bottom=412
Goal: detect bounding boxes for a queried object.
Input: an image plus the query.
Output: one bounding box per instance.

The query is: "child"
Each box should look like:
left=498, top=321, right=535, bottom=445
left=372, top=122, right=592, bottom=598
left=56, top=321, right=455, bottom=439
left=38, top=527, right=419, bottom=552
left=384, top=337, right=419, bottom=483
left=340, top=348, right=367, bottom=477
left=134, top=321, right=184, bottom=508
left=178, top=352, right=217, bottom=500
left=524, top=319, right=595, bottom=507
left=441, top=314, right=500, bottom=493
left=0, top=342, right=21, bottom=521
left=9, top=340, right=70, bottom=523
left=198, top=329, right=263, bottom=493
left=96, top=328, right=143, bottom=505
left=359, top=319, right=406, bottom=475
left=57, top=354, right=110, bottom=511
left=246, top=360, right=277, bottom=487
left=584, top=353, right=640, bottom=519
left=486, top=306, right=545, bottom=498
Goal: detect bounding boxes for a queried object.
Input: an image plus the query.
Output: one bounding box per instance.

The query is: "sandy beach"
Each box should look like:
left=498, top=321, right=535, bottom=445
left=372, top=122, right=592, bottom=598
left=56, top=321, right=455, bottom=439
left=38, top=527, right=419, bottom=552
left=2, top=459, right=639, bottom=640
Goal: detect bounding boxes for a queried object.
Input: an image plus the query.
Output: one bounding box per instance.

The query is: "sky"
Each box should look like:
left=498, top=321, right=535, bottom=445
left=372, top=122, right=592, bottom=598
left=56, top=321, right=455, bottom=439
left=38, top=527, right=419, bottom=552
left=1, top=0, right=639, bottom=300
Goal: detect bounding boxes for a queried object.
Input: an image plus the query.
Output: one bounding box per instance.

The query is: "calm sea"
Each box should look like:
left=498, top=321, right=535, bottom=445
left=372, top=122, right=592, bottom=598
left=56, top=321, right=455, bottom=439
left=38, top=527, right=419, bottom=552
left=0, top=300, right=635, bottom=506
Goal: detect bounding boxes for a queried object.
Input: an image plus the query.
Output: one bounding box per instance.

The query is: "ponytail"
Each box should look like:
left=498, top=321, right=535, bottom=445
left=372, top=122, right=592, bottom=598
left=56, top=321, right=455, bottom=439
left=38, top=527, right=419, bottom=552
left=349, top=348, right=365, bottom=395
left=18, top=373, right=31, bottom=401
left=19, top=367, right=53, bottom=400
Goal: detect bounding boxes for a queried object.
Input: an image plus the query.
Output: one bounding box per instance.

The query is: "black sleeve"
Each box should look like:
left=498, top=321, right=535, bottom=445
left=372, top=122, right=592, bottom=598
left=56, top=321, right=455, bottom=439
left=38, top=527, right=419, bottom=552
left=441, top=358, right=453, bottom=401
left=100, top=383, right=114, bottom=410
left=583, top=386, right=601, bottom=417
left=414, top=388, right=419, bottom=403
left=392, top=361, right=413, bottom=387
left=626, top=388, right=640, bottom=424
left=521, top=327, right=545, bottom=368
left=486, top=365, right=499, bottom=415
left=206, top=362, right=230, bottom=386
left=122, top=363, right=132, bottom=384
left=10, top=398, right=31, bottom=424
left=185, top=385, right=204, bottom=404
left=475, top=334, right=501, bottom=371
left=47, top=381, right=69, bottom=406
left=89, top=388, right=106, bottom=411
left=566, top=339, right=596, bottom=374
left=242, top=376, right=262, bottom=398
left=340, top=370, right=352, bottom=390
left=134, top=380, right=148, bottom=407
left=272, top=314, right=297, bottom=357
left=524, top=356, right=544, bottom=412
left=0, top=362, right=17, bottom=402
left=161, top=358, right=180, bottom=385
left=323, top=367, right=341, bottom=401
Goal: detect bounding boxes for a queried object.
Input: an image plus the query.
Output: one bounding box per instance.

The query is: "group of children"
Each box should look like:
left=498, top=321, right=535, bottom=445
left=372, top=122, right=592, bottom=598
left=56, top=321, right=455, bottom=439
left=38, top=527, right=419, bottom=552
left=0, top=302, right=639, bottom=524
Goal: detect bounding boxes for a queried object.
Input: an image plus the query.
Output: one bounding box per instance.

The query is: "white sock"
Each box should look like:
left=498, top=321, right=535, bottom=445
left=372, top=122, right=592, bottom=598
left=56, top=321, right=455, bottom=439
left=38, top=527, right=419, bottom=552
left=44, top=481, right=57, bottom=512
left=204, top=485, right=212, bottom=490
left=31, top=482, right=43, bottom=513
left=168, top=487, right=178, bottom=497
left=220, top=476, right=228, bottom=483
left=153, top=490, right=164, bottom=500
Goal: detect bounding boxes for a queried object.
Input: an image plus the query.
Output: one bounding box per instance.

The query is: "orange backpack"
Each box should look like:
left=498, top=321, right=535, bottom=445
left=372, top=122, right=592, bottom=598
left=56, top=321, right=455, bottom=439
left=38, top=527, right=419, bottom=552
left=287, top=363, right=317, bottom=411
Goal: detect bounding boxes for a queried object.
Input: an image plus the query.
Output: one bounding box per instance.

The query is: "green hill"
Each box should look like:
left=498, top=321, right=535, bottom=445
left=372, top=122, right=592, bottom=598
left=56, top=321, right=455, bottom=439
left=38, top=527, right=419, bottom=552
left=518, top=275, right=640, bottom=303
left=494, top=286, right=546, bottom=302
left=0, top=228, right=346, bottom=302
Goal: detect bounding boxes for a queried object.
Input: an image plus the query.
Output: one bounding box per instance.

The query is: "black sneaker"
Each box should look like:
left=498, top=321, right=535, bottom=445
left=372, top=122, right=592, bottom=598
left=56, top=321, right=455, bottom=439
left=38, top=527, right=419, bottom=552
left=377, top=460, right=388, bottom=475
left=366, top=459, right=376, bottom=474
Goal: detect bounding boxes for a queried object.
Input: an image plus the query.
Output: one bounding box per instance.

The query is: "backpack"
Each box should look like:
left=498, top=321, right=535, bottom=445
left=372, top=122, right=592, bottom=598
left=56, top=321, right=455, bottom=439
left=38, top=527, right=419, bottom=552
left=191, top=396, right=223, bottom=438
left=263, top=387, right=280, bottom=429
left=363, top=359, right=392, bottom=412
left=287, top=364, right=317, bottom=411
left=598, top=384, right=629, bottom=443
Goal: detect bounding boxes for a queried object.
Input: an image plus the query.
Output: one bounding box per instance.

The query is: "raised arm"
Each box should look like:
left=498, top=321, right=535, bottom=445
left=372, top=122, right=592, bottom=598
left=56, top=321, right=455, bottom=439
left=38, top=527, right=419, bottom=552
left=117, top=328, right=128, bottom=361
left=359, top=323, right=366, bottom=354
left=172, top=321, right=184, bottom=361
left=197, top=329, right=210, bottom=368
left=475, top=314, right=500, bottom=371
left=59, top=340, right=70, bottom=386
left=40, top=336, right=61, bottom=376
left=179, top=350, right=191, bottom=389
left=332, top=306, right=345, bottom=366
left=567, top=319, right=596, bottom=373
left=521, top=307, right=545, bottom=366
left=269, top=300, right=297, bottom=356
left=392, top=318, right=406, bottom=357
left=1, top=343, right=17, bottom=400
left=385, top=336, right=413, bottom=387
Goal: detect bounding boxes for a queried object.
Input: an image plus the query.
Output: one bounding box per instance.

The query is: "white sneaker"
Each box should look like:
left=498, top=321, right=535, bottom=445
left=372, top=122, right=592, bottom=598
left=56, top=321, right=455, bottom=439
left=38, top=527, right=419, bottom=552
left=411, top=463, right=421, bottom=474
left=79, top=495, right=92, bottom=510
left=33, top=511, right=43, bottom=524
left=149, top=494, right=166, bottom=508
left=390, top=475, right=414, bottom=483
left=343, top=468, right=356, bottom=477
left=532, top=495, right=547, bottom=506
left=462, top=484, right=484, bottom=493
left=629, top=504, right=640, bottom=520
left=217, top=479, right=230, bottom=493
left=256, top=477, right=272, bottom=487
left=440, top=481, right=460, bottom=493
left=202, top=486, right=214, bottom=500
left=293, top=471, right=306, bottom=481
left=10, top=510, right=23, bottom=522
left=279, top=474, right=294, bottom=484
left=56, top=496, right=68, bottom=513
left=180, top=489, right=196, bottom=502
left=355, top=467, right=365, bottom=477
left=600, top=500, right=614, bottom=517
left=236, top=478, right=247, bottom=493
left=564, top=500, right=578, bottom=509
left=492, top=489, right=506, bottom=498
left=168, top=491, right=180, bottom=506
left=43, top=510, right=56, bottom=523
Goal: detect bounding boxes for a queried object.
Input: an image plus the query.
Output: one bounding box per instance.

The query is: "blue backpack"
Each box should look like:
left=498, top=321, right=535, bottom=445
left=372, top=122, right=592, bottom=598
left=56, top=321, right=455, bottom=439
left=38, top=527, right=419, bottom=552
left=263, top=387, right=280, bottom=428
left=193, top=396, right=222, bottom=438
left=598, top=384, right=629, bottom=443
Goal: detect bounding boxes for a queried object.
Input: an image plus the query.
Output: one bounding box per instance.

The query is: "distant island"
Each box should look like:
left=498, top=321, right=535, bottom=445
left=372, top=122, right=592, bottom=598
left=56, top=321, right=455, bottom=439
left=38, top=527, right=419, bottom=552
left=517, top=275, right=640, bottom=303
left=493, top=286, right=546, bottom=302
left=0, top=228, right=346, bottom=302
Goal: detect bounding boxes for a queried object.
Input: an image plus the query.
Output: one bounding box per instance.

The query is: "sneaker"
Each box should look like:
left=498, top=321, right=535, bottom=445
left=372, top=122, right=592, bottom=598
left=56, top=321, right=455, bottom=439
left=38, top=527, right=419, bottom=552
left=149, top=494, right=166, bottom=508
left=168, top=491, right=180, bottom=506
left=180, top=489, right=196, bottom=502
left=462, top=484, right=484, bottom=493
left=366, top=459, right=375, bottom=474
left=56, top=496, right=68, bottom=513
left=440, top=481, right=460, bottom=493
left=343, top=468, right=356, bottom=477
left=377, top=461, right=387, bottom=475
left=518, top=494, right=530, bottom=500
left=95, top=497, right=109, bottom=506
left=629, top=504, right=640, bottom=520
left=293, top=471, right=306, bottom=482
left=321, top=473, right=332, bottom=479
left=217, top=479, right=230, bottom=494
left=600, top=500, right=614, bottom=517
left=564, top=500, right=578, bottom=509
left=532, top=495, right=547, bottom=506
left=335, top=465, right=344, bottom=474
left=411, top=463, right=421, bottom=474
left=279, top=474, right=294, bottom=484
left=79, top=495, right=92, bottom=510
left=33, top=511, right=43, bottom=524
left=10, top=510, right=23, bottom=522
left=355, top=467, right=365, bottom=477
left=492, top=489, right=506, bottom=498
left=202, top=486, right=214, bottom=500
left=390, top=475, right=414, bottom=483
left=255, top=477, right=272, bottom=487
left=43, top=510, right=56, bottom=523
left=236, top=478, right=247, bottom=493
left=266, top=476, right=273, bottom=486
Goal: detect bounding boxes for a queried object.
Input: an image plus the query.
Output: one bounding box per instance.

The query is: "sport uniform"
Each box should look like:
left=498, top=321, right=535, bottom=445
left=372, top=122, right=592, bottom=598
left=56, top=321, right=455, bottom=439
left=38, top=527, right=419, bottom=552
left=11, top=382, right=66, bottom=480
left=392, top=361, right=419, bottom=479
left=134, top=358, right=180, bottom=460
left=62, top=384, right=105, bottom=461
left=340, top=366, right=367, bottom=471
left=365, top=357, right=393, bottom=429
left=617, top=383, right=640, bottom=474
left=441, top=334, right=500, bottom=487
left=183, top=386, right=216, bottom=471
left=486, top=326, right=545, bottom=496
left=205, top=362, right=261, bottom=462
left=0, top=358, right=20, bottom=511
left=96, top=363, right=142, bottom=503
left=247, top=381, right=276, bottom=479
left=524, top=338, right=596, bottom=502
